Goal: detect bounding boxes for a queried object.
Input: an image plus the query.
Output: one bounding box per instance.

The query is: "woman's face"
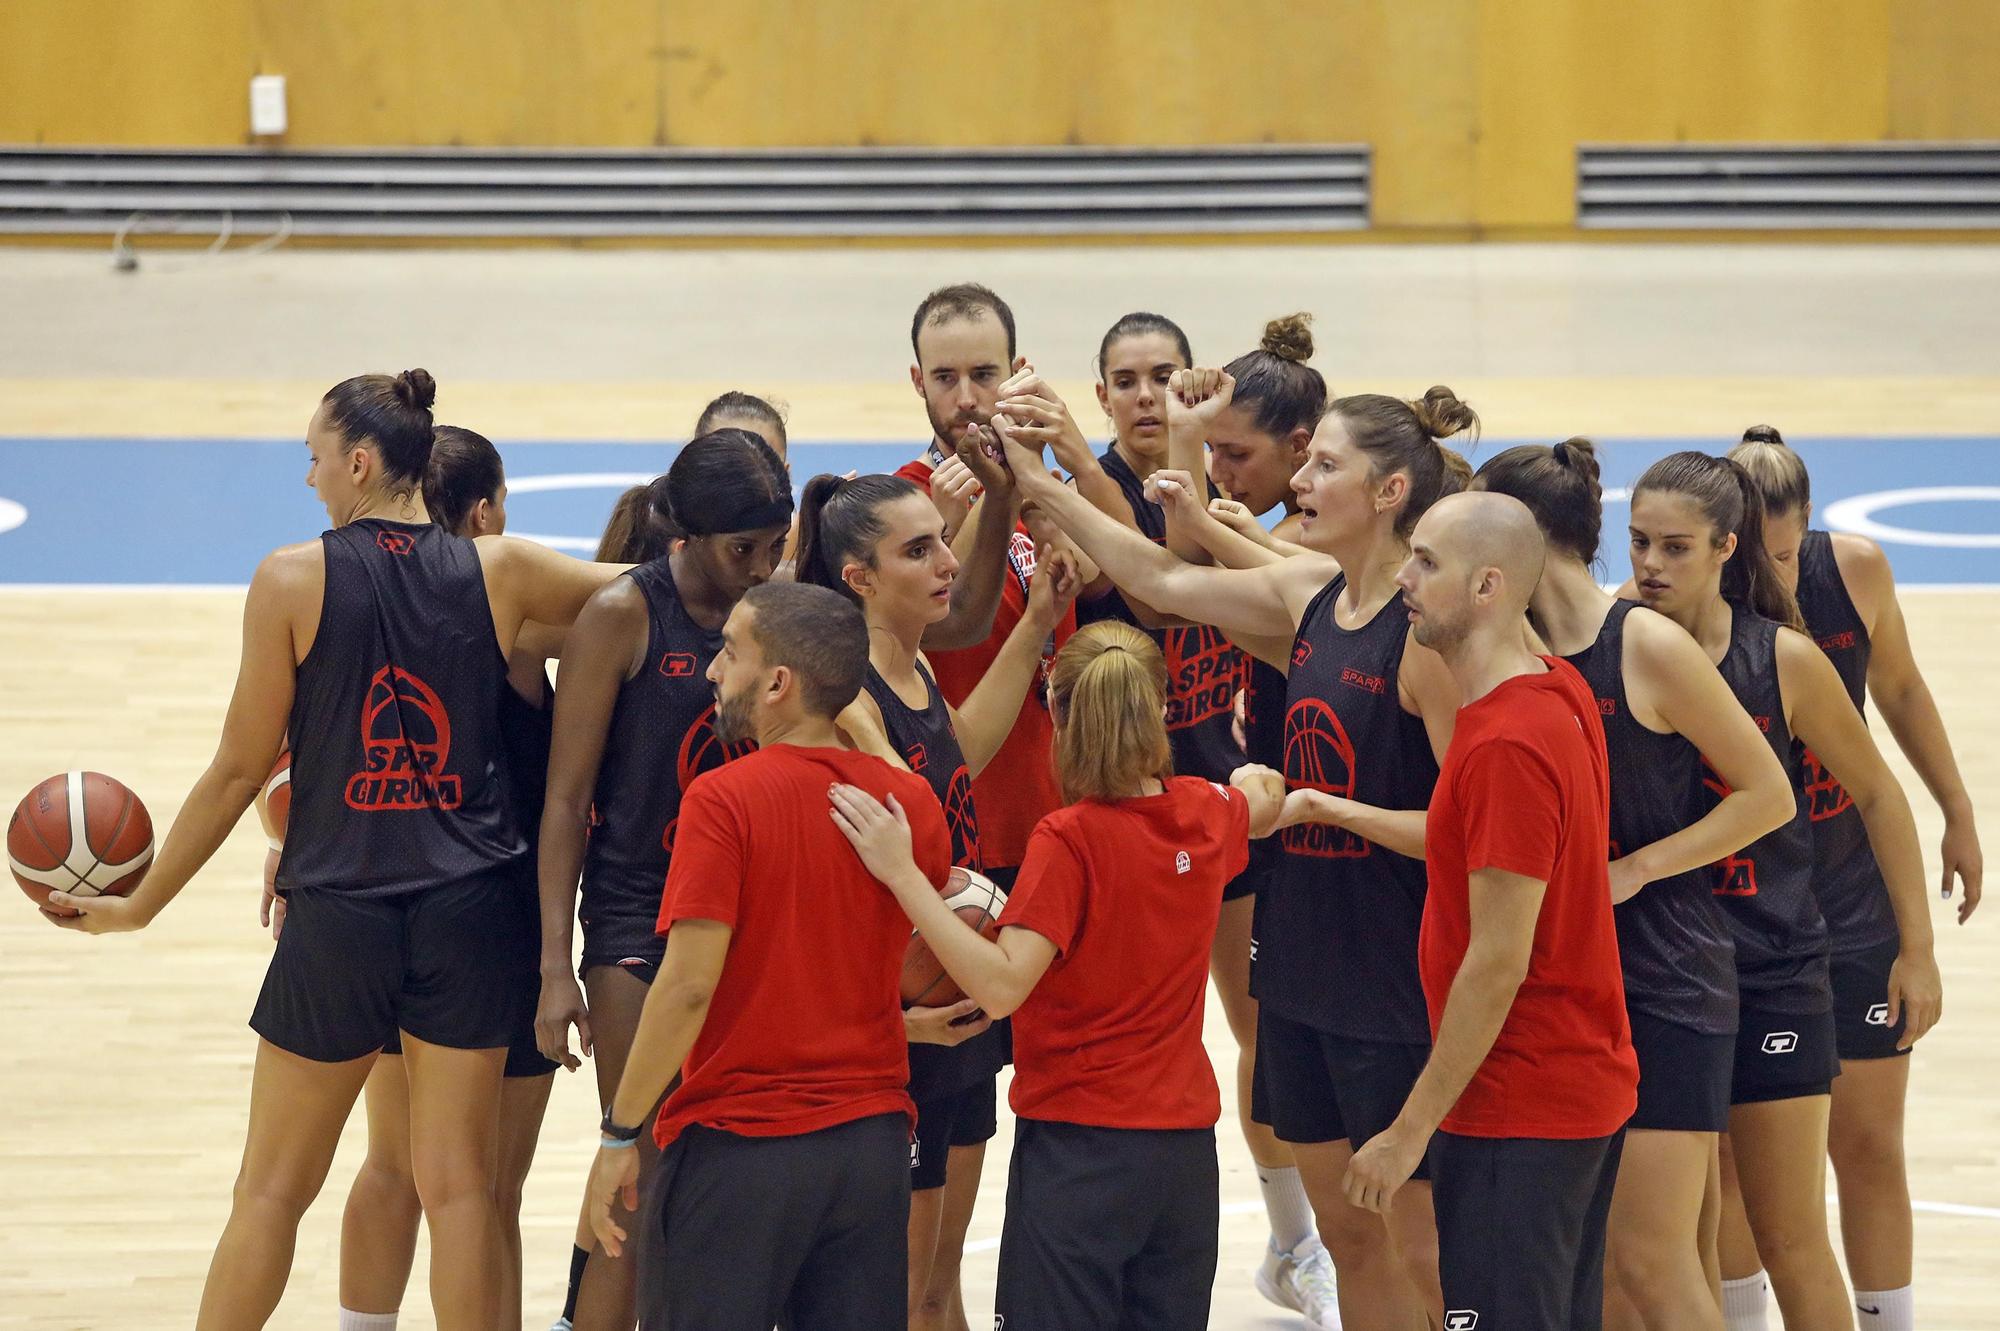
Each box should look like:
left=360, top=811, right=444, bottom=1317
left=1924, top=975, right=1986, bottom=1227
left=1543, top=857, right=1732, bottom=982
left=686, top=522, right=791, bottom=605
left=1207, top=402, right=1306, bottom=515
left=1095, top=332, right=1185, bottom=458
left=1628, top=490, right=1734, bottom=620
left=1762, top=505, right=1807, bottom=598
left=849, top=493, right=958, bottom=629
left=1290, top=414, right=1391, bottom=552
left=305, top=403, right=362, bottom=524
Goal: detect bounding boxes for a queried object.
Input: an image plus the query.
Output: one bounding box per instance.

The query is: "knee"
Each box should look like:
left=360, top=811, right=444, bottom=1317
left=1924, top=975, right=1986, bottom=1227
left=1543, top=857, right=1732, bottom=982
left=1748, top=1219, right=1831, bottom=1277
left=1316, top=1207, right=1390, bottom=1267
left=1393, top=1227, right=1440, bottom=1295
left=1829, top=1117, right=1906, bottom=1184
left=491, top=1179, right=526, bottom=1225
left=410, top=1146, right=492, bottom=1212
left=231, top=1166, right=320, bottom=1227
left=349, top=1156, right=422, bottom=1215
left=1607, top=1230, right=1681, bottom=1297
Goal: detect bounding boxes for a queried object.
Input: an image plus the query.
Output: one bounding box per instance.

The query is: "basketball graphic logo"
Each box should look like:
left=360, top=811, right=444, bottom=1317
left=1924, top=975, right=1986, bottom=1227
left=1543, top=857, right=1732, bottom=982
left=1280, top=698, right=1366, bottom=859
left=1801, top=748, right=1853, bottom=822
left=1164, top=627, right=1242, bottom=731
left=664, top=703, right=754, bottom=853
left=344, top=666, right=462, bottom=811
left=942, top=764, right=983, bottom=870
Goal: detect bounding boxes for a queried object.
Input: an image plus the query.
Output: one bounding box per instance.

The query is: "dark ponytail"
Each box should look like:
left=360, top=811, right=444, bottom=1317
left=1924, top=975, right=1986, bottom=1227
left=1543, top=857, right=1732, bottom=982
left=596, top=478, right=677, bottom=564
left=794, top=473, right=921, bottom=602
left=664, top=428, right=793, bottom=538
left=1633, top=450, right=1802, bottom=630
left=322, top=368, right=437, bottom=492
left=423, top=425, right=504, bottom=537
left=1473, top=437, right=1604, bottom=564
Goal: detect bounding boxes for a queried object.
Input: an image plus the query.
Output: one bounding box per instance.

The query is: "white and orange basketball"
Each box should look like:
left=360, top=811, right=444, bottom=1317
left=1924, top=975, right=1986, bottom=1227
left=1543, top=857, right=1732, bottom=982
left=900, top=866, right=1008, bottom=1008
left=8, top=771, right=154, bottom=916
left=257, top=752, right=292, bottom=847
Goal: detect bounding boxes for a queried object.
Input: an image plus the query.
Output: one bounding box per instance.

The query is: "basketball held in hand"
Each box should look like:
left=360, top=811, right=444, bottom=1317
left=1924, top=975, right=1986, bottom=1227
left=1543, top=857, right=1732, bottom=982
left=8, top=771, right=155, bottom=916
left=901, top=866, right=1008, bottom=1007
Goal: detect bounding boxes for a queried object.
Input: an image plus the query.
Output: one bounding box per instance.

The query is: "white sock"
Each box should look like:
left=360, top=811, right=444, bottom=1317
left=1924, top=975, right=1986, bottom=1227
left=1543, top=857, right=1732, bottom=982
left=1255, top=1163, right=1316, bottom=1254
left=338, top=1312, right=398, bottom=1331
left=1854, top=1285, right=1913, bottom=1331
left=1721, top=1272, right=1770, bottom=1331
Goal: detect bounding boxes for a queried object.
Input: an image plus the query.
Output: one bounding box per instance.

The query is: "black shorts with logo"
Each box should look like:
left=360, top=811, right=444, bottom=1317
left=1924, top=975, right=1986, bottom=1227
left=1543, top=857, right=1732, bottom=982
left=1731, top=1003, right=1840, bottom=1105
left=1830, top=934, right=1909, bottom=1061
left=1251, top=1008, right=1431, bottom=1177
left=995, top=1120, right=1219, bottom=1331
left=911, top=1074, right=999, bottom=1192
left=637, top=1113, right=911, bottom=1331
left=252, top=872, right=535, bottom=1064
left=1433, top=1129, right=1624, bottom=1331
left=1628, top=1010, right=1734, bottom=1133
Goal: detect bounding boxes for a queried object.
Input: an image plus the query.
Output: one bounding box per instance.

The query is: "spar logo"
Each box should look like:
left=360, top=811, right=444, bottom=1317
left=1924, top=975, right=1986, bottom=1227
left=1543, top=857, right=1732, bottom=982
left=1165, top=627, right=1243, bottom=731
left=344, top=666, right=463, bottom=811
left=1280, top=698, right=1367, bottom=860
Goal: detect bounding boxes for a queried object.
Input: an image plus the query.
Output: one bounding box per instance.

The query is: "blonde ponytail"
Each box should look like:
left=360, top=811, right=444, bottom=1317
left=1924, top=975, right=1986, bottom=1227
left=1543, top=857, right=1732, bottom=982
left=1048, top=621, right=1174, bottom=803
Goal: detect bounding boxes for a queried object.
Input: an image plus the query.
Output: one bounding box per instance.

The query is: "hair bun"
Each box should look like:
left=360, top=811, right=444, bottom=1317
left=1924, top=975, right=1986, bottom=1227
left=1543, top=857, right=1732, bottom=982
left=1550, top=436, right=1602, bottom=487
left=1259, top=312, right=1314, bottom=364
left=1741, top=423, right=1785, bottom=445
left=393, top=368, right=437, bottom=412
left=1409, top=385, right=1477, bottom=441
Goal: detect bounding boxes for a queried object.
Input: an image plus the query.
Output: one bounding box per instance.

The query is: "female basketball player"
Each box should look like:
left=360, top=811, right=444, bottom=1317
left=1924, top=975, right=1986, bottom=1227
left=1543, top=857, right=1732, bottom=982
left=1728, top=428, right=1981, bottom=1331
left=694, top=389, right=789, bottom=461
left=1472, top=439, right=1793, bottom=1331
left=1621, top=451, right=1944, bottom=1331
left=829, top=620, right=1285, bottom=1331
left=996, top=384, right=1474, bottom=1329
left=47, top=369, right=626, bottom=1331
left=532, top=428, right=792, bottom=1331
left=1140, top=315, right=1341, bottom=1324
left=327, top=425, right=558, bottom=1331
left=796, top=471, right=1080, bottom=1331
left=594, top=477, right=676, bottom=565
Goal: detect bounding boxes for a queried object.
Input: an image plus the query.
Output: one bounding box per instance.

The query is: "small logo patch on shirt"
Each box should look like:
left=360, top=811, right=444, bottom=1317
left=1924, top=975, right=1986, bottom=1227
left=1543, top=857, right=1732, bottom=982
left=1175, top=850, right=1192, bottom=874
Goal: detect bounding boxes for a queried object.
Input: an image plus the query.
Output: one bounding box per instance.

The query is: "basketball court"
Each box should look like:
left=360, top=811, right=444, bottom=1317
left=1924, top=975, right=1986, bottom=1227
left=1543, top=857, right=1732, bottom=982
left=2, top=240, right=1997, bottom=1328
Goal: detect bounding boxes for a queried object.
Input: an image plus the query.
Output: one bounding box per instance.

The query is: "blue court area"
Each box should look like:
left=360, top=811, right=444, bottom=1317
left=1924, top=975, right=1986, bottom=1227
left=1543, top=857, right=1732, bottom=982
left=0, top=436, right=1995, bottom=585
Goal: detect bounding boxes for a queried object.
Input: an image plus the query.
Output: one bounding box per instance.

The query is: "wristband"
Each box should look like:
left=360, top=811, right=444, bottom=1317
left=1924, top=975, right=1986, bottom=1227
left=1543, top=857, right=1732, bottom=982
left=599, top=1133, right=640, bottom=1151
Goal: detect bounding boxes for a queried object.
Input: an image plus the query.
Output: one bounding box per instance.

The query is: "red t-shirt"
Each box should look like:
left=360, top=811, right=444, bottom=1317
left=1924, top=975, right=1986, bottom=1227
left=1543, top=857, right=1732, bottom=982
left=898, top=456, right=1076, bottom=869
left=997, top=776, right=1250, bottom=1129
left=1419, top=658, right=1638, bottom=1140
left=652, top=744, right=951, bottom=1149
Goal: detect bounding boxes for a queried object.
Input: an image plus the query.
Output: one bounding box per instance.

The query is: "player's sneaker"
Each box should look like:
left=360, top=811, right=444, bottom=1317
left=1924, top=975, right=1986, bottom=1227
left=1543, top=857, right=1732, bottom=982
left=548, top=1319, right=573, bottom=1331
left=1254, top=1235, right=1343, bottom=1329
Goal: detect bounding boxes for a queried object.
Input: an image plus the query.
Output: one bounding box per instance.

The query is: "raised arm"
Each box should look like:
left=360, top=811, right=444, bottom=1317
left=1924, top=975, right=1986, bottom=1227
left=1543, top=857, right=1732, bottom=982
left=1839, top=534, right=1982, bottom=920
left=922, top=430, right=1019, bottom=651
left=948, top=547, right=1081, bottom=777
left=1000, top=417, right=1314, bottom=643
left=1613, top=606, right=1793, bottom=902
left=1779, top=628, right=1942, bottom=1048
left=46, top=546, right=308, bottom=931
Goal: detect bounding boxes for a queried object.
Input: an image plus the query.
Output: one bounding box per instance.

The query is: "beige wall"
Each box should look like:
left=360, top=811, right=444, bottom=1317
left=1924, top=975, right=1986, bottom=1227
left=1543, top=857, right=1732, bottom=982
left=4, top=0, right=1997, bottom=230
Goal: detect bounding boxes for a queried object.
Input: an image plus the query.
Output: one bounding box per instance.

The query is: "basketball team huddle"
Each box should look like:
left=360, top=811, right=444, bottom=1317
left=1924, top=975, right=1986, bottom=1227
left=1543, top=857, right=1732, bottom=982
left=38, top=283, right=1983, bottom=1331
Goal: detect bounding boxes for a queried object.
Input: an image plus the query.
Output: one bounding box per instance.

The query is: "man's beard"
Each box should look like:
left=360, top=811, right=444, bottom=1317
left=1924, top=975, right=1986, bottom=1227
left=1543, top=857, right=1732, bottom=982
left=713, top=682, right=757, bottom=746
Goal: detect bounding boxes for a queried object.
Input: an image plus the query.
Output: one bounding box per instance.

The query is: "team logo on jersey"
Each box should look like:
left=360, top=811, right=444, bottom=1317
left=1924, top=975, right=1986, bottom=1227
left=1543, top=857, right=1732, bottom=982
left=1291, top=638, right=1313, bottom=669
left=374, top=530, right=414, bottom=556
left=344, top=666, right=463, bottom=811
left=942, top=764, right=983, bottom=870
left=1762, top=1031, right=1798, bottom=1054
left=662, top=703, right=754, bottom=853
left=1597, top=695, right=1617, bottom=716
left=658, top=652, right=698, bottom=679
left=1176, top=850, right=1192, bottom=874
left=1817, top=630, right=1856, bottom=652
left=1866, top=1003, right=1892, bottom=1027
left=1444, top=1313, right=1480, bottom=1330
left=1801, top=748, right=1854, bottom=822
left=1339, top=667, right=1386, bottom=696
left=906, top=743, right=929, bottom=773
left=1164, top=627, right=1243, bottom=731
left=1280, top=698, right=1367, bottom=860
left=1006, top=529, right=1039, bottom=594
left=1712, top=852, right=1759, bottom=897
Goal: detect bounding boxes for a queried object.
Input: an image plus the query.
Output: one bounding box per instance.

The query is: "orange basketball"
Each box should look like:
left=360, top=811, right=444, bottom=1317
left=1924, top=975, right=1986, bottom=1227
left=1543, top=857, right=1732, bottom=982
left=8, top=771, right=155, bottom=916
left=257, top=752, right=292, bottom=845
left=900, top=866, right=1008, bottom=1008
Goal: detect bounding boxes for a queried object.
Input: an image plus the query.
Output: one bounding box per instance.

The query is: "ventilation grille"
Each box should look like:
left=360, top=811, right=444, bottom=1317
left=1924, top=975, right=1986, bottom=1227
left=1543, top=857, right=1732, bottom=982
left=0, top=145, right=1371, bottom=238
left=1579, top=143, right=2000, bottom=229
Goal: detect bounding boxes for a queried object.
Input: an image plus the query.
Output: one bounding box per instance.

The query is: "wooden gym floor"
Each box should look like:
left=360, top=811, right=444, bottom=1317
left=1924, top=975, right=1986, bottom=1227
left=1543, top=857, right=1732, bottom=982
left=0, top=241, right=1996, bottom=1329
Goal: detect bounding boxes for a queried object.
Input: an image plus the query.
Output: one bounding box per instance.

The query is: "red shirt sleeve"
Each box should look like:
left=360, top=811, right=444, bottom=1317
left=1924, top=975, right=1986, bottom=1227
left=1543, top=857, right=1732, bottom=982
left=1456, top=737, right=1562, bottom=884
left=895, top=459, right=935, bottom=492
left=997, top=821, right=1088, bottom=957
left=657, top=776, right=747, bottom=934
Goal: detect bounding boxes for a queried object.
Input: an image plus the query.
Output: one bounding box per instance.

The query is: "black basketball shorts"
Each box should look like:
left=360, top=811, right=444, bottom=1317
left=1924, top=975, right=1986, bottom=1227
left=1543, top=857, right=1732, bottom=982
left=1731, top=1003, right=1840, bottom=1105
left=1628, top=1010, right=1734, bottom=1133
left=1830, top=935, right=1910, bottom=1062
left=1252, top=1008, right=1431, bottom=1176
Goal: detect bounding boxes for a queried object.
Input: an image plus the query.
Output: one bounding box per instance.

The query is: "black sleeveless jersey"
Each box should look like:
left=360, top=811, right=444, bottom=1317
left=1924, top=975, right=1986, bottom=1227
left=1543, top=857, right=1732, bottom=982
left=1255, top=576, right=1439, bottom=1042
left=579, top=559, right=753, bottom=923
left=1795, top=531, right=1898, bottom=954
left=499, top=671, right=553, bottom=859
left=862, top=661, right=983, bottom=872
left=863, top=659, right=1006, bottom=1097
left=1564, top=601, right=1737, bottom=1035
left=1241, top=654, right=1289, bottom=880
left=1707, top=607, right=1832, bottom=1013
left=278, top=519, right=524, bottom=897
left=1075, top=446, right=1248, bottom=783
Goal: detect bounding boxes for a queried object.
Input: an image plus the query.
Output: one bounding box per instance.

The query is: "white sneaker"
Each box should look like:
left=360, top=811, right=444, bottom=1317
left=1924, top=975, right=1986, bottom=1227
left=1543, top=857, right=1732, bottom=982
left=1254, top=1236, right=1343, bottom=1329
left=548, top=1320, right=573, bottom=1331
